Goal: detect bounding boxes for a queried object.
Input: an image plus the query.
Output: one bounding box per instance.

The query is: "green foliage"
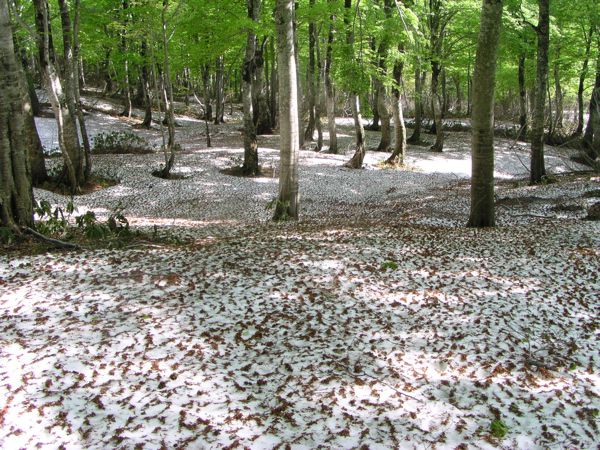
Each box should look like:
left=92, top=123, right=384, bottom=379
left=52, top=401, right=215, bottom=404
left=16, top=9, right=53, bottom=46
left=381, top=260, right=399, bottom=271
left=490, top=419, right=508, bottom=439
left=92, top=131, right=153, bottom=155
left=34, top=200, right=130, bottom=242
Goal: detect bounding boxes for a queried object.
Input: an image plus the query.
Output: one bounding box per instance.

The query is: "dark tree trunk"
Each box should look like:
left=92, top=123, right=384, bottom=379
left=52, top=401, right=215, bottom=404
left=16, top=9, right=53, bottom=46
left=303, top=0, right=317, bottom=143
left=242, top=0, right=259, bottom=175
left=386, top=54, right=407, bottom=166
left=517, top=54, right=528, bottom=141
left=576, top=26, right=593, bottom=135
left=214, top=55, right=224, bottom=124
left=254, top=37, right=272, bottom=134
left=530, top=0, right=549, bottom=185
left=325, top=1, right=338, bottom=153
left=408, top=66, right=424, bottom=143
left=140, top=39, right=153, bottom=128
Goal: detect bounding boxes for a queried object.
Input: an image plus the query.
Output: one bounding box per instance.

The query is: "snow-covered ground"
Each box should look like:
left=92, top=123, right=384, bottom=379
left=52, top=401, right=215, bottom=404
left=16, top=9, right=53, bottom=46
left=1, top=102, right=599, bottom=449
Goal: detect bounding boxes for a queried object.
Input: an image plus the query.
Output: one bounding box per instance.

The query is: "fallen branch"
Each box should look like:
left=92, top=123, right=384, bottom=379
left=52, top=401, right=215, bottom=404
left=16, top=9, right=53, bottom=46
left=22, top=227, right=81, bottom=250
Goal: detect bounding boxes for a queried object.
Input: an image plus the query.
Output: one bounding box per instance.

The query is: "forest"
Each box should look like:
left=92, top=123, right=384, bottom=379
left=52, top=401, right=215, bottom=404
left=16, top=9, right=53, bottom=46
left=1, top=0, right=599, bottom=448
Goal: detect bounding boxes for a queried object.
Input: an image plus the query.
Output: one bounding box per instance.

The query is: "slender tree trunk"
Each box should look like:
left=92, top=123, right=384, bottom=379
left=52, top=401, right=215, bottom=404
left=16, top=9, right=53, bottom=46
left=553, top=46, right=563, bottom=131
left=315, top=22, right=324, bottom=151
left=119, top=0, right=132, bottom=117
left=517, top=54, right=528, bottom=140
left=530, top=0, right=549, bottom=185
left=72, top=0, right=91, bottom=180
left=159, top=0, right=176, bottom=178
left=344, top=0, right=366, bottom=169
left=294, top=2, right=304, bottom=148
left=34, top=0, right=82, bottom=193
left=576, top=26, right=593, bottom=135
left=214, top=55, right=224, bottom=124
left=304, top=0, right=317, bottom=142
left=467, top=0, right=503, bottom=228
left=242, top=0, right=259, bottom=175
left=325, top=2, right=338, bottom=153
left=274, top=0, right=299, bottom=221
left=454, top=75, right=462, bottom=114
left=201, top=64, right=213, bottom=122
left=0, top=0, right=34, bottom=229
left=269, top=37, right=278, bottom=128
left=386, top=55, right=407, bottom=166
left=254, top=37, right=273, bottom=134
left=376, top=47, right=391, bottom=151
left=140, top=38, right=153, bottom=128
left=408, top=66, right=424, bottom=143
left=430, top=63, right=444, bottom=151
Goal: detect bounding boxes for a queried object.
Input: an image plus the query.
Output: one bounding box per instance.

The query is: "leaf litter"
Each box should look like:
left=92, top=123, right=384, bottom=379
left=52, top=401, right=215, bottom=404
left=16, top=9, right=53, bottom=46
left=1, top=104, right=599, bottom=449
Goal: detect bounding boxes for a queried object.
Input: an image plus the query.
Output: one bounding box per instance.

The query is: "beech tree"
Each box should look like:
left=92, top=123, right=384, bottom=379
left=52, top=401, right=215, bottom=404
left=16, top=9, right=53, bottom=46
left=530, top=0, right=549, bottom=185
left=467, top=0, right=503, bottom=227
left=242, top=0, right=260, bottom=175
left=0, top=0, right=34, bottom=229
left=274, top=0, right=300, bottom=221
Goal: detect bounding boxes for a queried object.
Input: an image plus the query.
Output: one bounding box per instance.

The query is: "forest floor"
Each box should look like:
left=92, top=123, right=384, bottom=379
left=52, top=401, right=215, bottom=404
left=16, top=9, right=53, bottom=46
left=1, top=97, right=599, bottom=449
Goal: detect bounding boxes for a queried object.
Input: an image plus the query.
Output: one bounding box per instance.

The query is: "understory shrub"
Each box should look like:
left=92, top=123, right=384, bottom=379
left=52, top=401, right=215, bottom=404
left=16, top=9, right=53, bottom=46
left=92, top=131, right=153, bottom=154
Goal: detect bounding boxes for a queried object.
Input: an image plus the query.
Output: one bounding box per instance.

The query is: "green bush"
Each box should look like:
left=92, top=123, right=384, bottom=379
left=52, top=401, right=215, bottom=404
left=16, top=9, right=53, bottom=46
left=490, top=419, right=508, bottom=439
left=92, top=131, right=153, bottom=155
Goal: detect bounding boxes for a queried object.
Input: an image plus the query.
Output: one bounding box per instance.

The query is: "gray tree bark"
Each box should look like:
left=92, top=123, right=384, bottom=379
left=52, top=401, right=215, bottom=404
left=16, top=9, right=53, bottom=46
left=34, top=0, right=83, bottom=193
left=0, top=0, right=34, bottom=229
left=467, top=0, right=503, bottom=227
left=274, top=0, right=300, bottom=220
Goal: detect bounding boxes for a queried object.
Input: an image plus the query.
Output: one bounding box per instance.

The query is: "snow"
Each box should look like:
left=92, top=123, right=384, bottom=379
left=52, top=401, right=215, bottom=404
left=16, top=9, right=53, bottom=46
left=1, top=99, right=599, bottom=448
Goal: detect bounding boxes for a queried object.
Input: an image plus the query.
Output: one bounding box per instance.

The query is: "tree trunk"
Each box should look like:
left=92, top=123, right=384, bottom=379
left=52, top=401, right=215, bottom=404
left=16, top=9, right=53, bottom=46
left=158, top=0, right=176, bottom=178
left=201, top=64, right=213, bottom=122
left=140, top=38, right=153, bottom=128
left=214, top=55, right=224, bottom=124
left=119, top=0, right=132, bottom=117
left=376, top=43, right=391, bottom=152
left=314, top=20, right=324, bottom=152
left=582, top=35, right=600, bottom=160
left=344, top=0, right=366, bottom=169
left=325, top=2, right=338, bottom=153
left=34, top=0, right=82, bottom=193
left=408, top=66, right=424, bottom=143
left=576, top=26, right=593, bottom=135
left=530, top=0, right=549, bottom=185
left=12, top=31, right=47, bottom=184
left=517, top=54, right=528, bottom=140
left=430, top=63, right=444, bottom=151
left=386, top=56, right=407, bottom=166
left=72, top=0, right=91, bottom=181
left=1, top=0, right=34, bottom=230
left=553, top=46, right=563, bottom=131
left=254, top=37, right=273, bottom=134
left=294, top=2, right=304, bottom=149
left=274, top=0, right=299, bottom=221
left=303, top=0, right=317, bottom=143
left=467, top=0, right=503, bottom=228
left=269, top=37, right=278, bottom=128
left=242, top=0, right=259, bottom=175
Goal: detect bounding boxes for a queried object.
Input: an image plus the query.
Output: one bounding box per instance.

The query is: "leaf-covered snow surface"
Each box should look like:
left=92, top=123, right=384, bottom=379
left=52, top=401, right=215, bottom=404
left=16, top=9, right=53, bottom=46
left=1, top=221, right=599, bottom=449
left=2, top=108, right=599, bottom=448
